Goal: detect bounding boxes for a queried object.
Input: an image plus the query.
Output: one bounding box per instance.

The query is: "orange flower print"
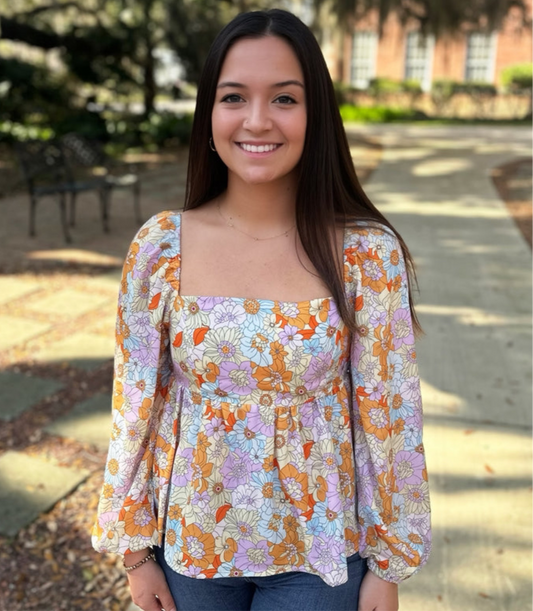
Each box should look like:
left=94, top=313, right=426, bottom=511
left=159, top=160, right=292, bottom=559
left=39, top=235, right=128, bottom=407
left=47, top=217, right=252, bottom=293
left=359, top=398, right=390, bottom=441
left=359, top=250, right=387, bottom=293
left=166, top=528, right=177, bottom=546
left=181, top=524, right=216, bottom=569
left=372, top=323, right=393, bottom=365
left=168, top=505, right=183, bottom=521
left=273, top=301, right=311, bottom=327
left=124, top=502, right=156, bottom=538
left=309, top=475, right=328, bottom=502
left=221, top=537, right=238, bottom=562
left=269, top=341, right=288, bottom=363
left=253, top=361, right=293, bottom=393
left=283, top=515, right=299, bottom=534
left=279, top=464, right=308, bottom=511
left=271, top=530, right=306, bottom=566
left=123, top=242, right=139, bottom=279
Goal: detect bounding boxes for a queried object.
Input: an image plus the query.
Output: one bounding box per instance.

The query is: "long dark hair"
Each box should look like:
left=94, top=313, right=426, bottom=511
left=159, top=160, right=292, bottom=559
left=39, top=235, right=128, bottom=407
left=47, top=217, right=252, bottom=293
left=184, top=9, right=421, bottom=335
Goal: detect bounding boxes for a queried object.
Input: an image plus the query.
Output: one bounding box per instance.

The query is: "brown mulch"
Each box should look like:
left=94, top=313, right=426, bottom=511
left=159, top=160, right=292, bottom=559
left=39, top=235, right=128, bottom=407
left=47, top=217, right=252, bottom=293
left=491, top=157, right=532, bottom=249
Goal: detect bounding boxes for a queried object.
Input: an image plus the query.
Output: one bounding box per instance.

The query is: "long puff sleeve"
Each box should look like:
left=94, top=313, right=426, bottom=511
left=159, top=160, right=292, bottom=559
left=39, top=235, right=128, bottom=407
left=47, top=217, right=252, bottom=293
left=92, top=212, right=180, bottom=556
left=346, top=226, right=431, bottom=583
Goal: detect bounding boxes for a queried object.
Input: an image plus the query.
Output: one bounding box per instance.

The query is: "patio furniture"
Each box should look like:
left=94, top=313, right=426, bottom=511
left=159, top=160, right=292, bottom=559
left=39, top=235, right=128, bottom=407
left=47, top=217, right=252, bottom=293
left=15, top=139, right=108, bottom=243
left=60, top=133, right=142, bottom=229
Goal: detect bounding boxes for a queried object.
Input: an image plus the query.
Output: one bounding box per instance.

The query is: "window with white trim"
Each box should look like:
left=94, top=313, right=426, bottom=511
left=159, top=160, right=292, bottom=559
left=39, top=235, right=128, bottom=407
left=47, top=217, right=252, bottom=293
left=351, top=31, right=377, bottom=89
left=465, top=32, right=497, bottom=82
left=404, top=32, right=434, bottom=92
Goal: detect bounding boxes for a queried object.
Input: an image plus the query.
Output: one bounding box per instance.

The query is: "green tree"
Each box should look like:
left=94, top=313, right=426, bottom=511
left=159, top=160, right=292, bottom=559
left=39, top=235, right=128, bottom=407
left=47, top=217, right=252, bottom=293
left=313, top=0, right=529, bottom=36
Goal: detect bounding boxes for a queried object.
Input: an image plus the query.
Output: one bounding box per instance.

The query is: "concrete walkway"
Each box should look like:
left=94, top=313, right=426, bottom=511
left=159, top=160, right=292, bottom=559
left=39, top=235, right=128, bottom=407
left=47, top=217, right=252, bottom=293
left=347, top=124, right=532, bottom=611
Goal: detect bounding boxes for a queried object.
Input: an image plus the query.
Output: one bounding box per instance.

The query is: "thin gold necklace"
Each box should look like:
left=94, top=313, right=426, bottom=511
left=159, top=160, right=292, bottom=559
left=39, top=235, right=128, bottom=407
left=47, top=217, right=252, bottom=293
left=217, top=201, right=295, bottom=241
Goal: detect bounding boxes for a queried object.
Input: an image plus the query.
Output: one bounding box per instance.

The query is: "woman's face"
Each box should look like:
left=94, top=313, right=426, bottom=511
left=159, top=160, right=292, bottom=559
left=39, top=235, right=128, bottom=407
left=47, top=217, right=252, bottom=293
left=211, top=35, right=307, bottom=187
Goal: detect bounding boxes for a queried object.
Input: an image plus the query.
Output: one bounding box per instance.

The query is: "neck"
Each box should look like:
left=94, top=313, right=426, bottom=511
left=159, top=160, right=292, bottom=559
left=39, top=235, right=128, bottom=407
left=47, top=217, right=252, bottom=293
left=219, top=172, right=298, bottom=230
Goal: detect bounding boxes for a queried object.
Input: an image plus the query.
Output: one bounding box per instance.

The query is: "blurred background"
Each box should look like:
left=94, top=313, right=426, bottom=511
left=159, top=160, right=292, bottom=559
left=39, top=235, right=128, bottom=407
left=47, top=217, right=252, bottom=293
left=0, top=1, right=531, bottom=610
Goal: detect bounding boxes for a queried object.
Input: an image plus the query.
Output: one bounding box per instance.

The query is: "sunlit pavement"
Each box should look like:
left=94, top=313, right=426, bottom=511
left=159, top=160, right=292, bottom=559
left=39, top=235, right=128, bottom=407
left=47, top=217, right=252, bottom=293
left=346, top=124, right=532, bottom=611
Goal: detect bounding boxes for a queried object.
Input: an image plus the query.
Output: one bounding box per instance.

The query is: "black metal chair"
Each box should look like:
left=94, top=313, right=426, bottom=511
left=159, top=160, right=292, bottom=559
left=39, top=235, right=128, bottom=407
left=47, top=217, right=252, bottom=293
left=60, top=133, right=142, bottom=229
left=15, top=139, right=108, bottom=243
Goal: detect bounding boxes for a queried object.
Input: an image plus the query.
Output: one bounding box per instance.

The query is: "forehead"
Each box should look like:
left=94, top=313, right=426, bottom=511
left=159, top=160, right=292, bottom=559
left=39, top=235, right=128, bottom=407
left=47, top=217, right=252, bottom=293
left=218, top=36, right=304, bottom=83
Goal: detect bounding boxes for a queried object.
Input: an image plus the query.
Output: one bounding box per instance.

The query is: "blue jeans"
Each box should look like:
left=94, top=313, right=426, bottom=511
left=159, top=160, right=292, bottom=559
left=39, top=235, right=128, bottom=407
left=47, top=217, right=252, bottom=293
left=154, top=545, right=368, bottom=611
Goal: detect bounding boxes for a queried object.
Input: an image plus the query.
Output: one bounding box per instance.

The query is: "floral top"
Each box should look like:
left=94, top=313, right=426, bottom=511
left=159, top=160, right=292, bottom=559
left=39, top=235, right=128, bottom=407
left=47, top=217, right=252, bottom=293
left=92, top=211, right=431, bottom=586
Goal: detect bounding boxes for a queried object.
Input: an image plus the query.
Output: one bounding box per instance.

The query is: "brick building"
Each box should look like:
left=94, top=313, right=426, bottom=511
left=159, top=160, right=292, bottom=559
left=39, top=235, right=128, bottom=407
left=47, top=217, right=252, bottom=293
left=321, top=1, right=532, bottom=91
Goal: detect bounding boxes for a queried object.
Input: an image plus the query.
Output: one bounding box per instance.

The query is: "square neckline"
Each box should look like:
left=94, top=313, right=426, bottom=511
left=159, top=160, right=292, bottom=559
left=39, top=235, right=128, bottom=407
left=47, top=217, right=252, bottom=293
left=175, top=211, right=347, bottom=306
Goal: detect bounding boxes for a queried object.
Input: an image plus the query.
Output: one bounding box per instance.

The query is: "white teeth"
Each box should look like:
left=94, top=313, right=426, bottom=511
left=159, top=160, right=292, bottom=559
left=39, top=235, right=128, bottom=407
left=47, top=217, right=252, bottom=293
left=240, top=143, right=278, bottom=153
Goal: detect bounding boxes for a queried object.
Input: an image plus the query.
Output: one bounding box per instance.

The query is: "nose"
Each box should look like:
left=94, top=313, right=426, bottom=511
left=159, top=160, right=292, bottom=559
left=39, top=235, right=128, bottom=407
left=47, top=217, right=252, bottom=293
left=243, top=100, right=272, bottom=133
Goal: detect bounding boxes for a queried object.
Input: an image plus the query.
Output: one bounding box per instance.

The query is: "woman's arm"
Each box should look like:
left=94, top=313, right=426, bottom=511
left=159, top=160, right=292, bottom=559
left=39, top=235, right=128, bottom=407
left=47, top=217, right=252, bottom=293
left=92, top=213, right=178, bottom=556
left=348, top=226, right=431, bottom=588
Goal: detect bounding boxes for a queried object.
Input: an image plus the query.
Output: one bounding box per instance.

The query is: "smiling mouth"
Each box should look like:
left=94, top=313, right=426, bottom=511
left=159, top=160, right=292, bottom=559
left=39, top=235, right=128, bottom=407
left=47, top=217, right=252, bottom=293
left=237, top=143, right=281, bottom=153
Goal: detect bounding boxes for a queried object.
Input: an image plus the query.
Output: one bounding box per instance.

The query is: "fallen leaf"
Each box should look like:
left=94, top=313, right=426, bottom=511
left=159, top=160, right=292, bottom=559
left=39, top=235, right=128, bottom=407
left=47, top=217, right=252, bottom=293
left=478, top=592, right=492, bottom=599
left=464, top=429, right=475, bottom=435
left=484, top=464, right=495, bottom=474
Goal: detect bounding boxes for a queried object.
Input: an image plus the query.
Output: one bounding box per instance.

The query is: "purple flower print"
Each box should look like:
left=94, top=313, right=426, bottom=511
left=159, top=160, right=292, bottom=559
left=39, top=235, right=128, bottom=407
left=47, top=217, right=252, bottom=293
left=327, top=302, right=341, bottom=328
left=279, top=325, right=303, bottom=350
left=300, top=400, right=323, bottom=428
left=391, top=308, right=415, bottom=349
left=221, top=449, right=261, bottom=489
left=183, top=564, right=203, bottom=577
left=133, top=242, right=159, bottom=279
left=128, top=312, right=152, bottom=337
left=362, top=258, right=383, bottom=283
left=400, top=377, right=421, bottom=404
left=247, top=407, right=275, bottom=436
left=204, top=416, right=225, bottom=440
left=218, top=361, right=257, bottom=396
left=303, top=353, right=332, bottom=390
left=365, top=379, right=385, bottom=401
left=308, top=535, right=342, bottom=574
left=235, top=540, right=273, bottom=572
left=212, top=301, right=246, bottom=328
left=171, top=447, right=194, bottom=486
left=369, top=309, right=387, bottom=328
left=197, top=296, right=225, bottom=310
left=394, top=451, right=426, bottom=490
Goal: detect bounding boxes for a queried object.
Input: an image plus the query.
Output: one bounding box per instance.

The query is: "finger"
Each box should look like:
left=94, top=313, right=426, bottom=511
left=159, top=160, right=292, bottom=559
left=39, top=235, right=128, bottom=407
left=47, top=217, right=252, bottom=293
left=156, top=587, right=177, bottom=611
left=132, top=595, right=163, bottom=611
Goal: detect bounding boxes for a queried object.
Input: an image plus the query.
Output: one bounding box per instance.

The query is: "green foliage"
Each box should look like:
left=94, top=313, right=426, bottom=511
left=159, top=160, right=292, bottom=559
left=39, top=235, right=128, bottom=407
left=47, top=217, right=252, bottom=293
left=138, top=112, right=194, bottom=147
left=501, top=63, right=533, bottom=91
left=0, top=121, right=54, bottom=143
left=456, top=82, right=497, bottom=96
left=333, top=82, right=360, bottom=105
left=339, top=104, right=415, bottom=122
left=401, top=79, right=423, bottom=95
left=368, top=78, right=403, bottom=96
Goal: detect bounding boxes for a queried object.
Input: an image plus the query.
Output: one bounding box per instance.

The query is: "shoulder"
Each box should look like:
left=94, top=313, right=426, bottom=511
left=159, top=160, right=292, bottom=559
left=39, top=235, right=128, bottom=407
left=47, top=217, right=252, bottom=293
left=344, top=222, right=403, bottom=264
left=122, top=210, right=182, bottom=281
left=344, top=221, right=400, bottom=258
left=343, top=222, right=406, bottom=291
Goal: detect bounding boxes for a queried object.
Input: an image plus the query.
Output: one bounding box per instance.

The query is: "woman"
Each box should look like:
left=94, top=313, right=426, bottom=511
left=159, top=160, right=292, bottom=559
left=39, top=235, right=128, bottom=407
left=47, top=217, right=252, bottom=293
left=92, top=9, right=431, bottom=611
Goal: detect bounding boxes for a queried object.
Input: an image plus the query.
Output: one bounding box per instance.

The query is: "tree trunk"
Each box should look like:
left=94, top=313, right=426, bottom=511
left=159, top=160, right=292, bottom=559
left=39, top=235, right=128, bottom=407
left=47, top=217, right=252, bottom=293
left=142, top=0, right=156, bottom=117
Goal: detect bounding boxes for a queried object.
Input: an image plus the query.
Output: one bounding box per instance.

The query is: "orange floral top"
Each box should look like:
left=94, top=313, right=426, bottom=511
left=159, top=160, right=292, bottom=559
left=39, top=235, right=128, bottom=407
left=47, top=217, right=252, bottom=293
left=92, top=211, right=431, bottom=586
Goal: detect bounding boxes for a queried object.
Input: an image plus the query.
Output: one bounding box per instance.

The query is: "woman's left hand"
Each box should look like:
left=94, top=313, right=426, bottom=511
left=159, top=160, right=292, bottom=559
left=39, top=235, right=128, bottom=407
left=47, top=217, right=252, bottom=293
left=358, top=570, right=399, bottom=611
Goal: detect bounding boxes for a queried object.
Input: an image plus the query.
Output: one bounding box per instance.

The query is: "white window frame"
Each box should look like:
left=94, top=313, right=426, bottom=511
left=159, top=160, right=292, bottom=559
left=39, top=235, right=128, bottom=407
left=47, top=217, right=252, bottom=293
left=465, top=31, right=498, bottom=83
left=350, top=31, right=378, bottom=89
left=404, top=31, right=435, bottom=92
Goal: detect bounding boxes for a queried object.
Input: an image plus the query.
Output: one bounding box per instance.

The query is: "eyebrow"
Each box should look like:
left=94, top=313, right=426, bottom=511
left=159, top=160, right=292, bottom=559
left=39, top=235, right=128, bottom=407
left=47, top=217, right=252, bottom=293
left=217, top=80, right=304, bottom=89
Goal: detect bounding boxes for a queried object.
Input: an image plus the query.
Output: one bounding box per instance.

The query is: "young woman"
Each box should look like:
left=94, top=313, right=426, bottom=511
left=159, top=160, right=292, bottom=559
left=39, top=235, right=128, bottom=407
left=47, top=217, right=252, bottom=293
left=92, top=9, right=431, bottom=611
